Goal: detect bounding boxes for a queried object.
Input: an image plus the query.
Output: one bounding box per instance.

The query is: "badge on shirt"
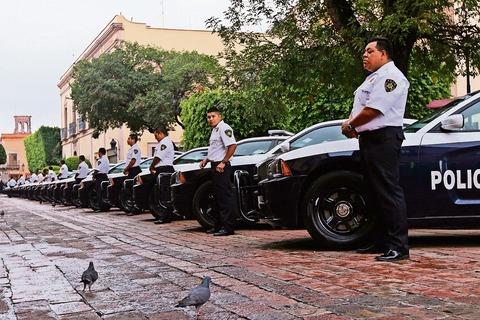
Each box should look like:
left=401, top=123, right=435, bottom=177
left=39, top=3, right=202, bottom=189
left=161, top=144, right=166, bottom=150
left=134, top=149, right=138, bottom=154
left=225, top=129, right=233, bottom=137
left=384, top=79, right=397, bottom=92
left=98, top=161, right=101, bottom=165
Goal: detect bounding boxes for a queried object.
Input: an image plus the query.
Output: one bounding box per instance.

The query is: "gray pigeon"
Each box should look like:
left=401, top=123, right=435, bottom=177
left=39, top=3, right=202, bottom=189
left=176, top=276, right=211, bottom=316
left=0, top=210, right=4, bottom=217
left=80, top=261, right=98, bottom=292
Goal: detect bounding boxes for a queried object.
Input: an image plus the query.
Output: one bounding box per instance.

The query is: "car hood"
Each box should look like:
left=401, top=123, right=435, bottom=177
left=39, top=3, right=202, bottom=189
left=175, top=153, right=270, bottom=173
left=278, top=132, right=417, bottom=162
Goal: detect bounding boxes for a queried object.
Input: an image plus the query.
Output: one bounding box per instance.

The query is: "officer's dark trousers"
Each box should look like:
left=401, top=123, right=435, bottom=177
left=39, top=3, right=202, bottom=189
left=127, top=166, right=142, bottom=180
left=359, top=126, right=409, bottom=254
left=95, top=173, right=109, bottom=201
left=211, top=162, right=234, bottom=232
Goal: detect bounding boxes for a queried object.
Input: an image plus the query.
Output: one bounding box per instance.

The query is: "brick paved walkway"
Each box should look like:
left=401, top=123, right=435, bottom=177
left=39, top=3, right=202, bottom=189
left=0, top=196, right=479, bottom=319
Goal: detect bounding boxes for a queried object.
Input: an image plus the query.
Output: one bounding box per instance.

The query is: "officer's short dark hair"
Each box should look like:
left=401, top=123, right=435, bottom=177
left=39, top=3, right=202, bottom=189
left=368, top=36, right=393, bottom=58
left=60, top=160, right=65, bottom=164
left=79, top=155, right=85, bottom=161
left=154, top=127, right=168, bottom=135
left=207, top=106, right=221, bottom=114
left=98, top=147, right=106, bottom=155
left=129, top=133, right=138, bottom=142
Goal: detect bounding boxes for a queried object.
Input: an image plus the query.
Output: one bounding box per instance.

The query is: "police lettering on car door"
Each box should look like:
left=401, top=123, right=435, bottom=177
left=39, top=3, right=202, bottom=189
left=431, top=169, right=480, bottom=190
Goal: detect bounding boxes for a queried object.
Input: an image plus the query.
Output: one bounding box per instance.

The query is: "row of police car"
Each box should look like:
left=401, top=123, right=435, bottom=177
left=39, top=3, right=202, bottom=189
left=5, top=90, right=480, bottom=248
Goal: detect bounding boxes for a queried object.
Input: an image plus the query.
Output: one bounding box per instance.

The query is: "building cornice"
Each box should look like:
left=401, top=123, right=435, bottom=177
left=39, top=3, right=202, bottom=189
left=57, top=21, right=124, bottom=89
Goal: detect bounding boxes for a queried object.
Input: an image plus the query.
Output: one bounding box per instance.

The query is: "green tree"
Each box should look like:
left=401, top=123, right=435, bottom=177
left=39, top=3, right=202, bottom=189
left=0, top=144, right=6, bottom=165
left=24, top=126, right=61, bottom=172
left=71, top=42, right=223, bottom=137
left=181, top=89, right=285, bottom=149
left=207, top=0, right=479, bottom=123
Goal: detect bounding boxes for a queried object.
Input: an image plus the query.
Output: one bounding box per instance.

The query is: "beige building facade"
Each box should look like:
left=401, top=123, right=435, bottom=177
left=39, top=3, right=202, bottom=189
left=0, top=116, right=31, bottom=181
left=58, top=15, right=224, bottom=164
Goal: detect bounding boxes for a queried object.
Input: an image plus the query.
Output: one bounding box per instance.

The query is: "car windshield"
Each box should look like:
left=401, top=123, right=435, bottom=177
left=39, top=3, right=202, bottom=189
left=404, top=92, right=480, bottom=133
left=109, top=162, right=126, bottom=174
left=140, top=158, right=153, bottom=169
left=173, top=149, right=208, bottom=165
left=289, top=125, right=346, bottom=151
left=234, top=140, right=274, bottom=156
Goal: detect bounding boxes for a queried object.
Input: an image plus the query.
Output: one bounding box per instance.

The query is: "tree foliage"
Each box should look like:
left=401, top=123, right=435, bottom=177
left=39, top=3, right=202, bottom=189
left=71, top=42, right=223, bottom=137
left=24, top=126, right=61, bottom=172
left=207, top=0, right=479, bottom=123
left=181, top=89, right=285, bottom=149
left=0, top=144, right=6, bottom=165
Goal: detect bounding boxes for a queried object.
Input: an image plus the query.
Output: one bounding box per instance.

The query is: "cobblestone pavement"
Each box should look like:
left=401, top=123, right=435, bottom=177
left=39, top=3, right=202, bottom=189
left=0, top=196, right=479, bottom=319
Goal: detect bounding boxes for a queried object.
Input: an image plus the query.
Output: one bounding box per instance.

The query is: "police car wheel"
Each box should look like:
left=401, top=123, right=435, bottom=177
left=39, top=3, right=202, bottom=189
left=192, top=181, right=217, bottom=229
left=118, top=188, right=133, bottom=213
left=303, top=171, right=376, bottom=249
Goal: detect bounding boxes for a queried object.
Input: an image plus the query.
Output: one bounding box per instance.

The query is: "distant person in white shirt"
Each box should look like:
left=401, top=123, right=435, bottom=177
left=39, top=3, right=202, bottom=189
left=59, top=160, right=69, bottom=180
left=17, top=175, right=26, bottom=186
left=123, top=133, right=142, bottom=179
left=7, top=176, right=16, bottom=188
left=47, top=167, right=57, bottom=182
left=93, top=148, right=110, bottom=212
left=75, top=155, right=90, bottom=183
left=30, top=170, right=39, bottom=183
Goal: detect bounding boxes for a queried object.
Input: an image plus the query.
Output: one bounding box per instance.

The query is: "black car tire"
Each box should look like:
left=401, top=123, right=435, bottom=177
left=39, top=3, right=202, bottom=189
left=192, top=181, right=217, bottom=229
left=89, top=188, right=111, bottom=212
left=119, top=188, right=136, bottom=213
left=303, top=171, right=377, bottom=249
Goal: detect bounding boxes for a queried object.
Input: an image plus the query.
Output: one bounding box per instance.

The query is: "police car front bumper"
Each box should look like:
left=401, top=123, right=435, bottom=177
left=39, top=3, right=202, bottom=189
left=259, top=175, right=307, bottom=228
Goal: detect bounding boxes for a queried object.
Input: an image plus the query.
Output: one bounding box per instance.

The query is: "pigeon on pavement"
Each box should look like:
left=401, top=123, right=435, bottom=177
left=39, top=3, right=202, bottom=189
left=80, top=261, right=98, bottom=292
left=176, top=276, right=211, bottom=316
left=0, top=210, right=4, bottom=217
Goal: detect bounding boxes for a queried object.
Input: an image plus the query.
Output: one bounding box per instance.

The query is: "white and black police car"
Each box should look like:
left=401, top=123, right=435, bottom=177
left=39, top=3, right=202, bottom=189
left=255, top=91, right=480, bottom=248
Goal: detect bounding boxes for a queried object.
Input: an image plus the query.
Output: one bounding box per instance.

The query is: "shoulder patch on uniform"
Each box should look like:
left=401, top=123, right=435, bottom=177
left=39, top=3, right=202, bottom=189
left=215, top=127, right=219, bottom=132
left=160, top=144, right=166, bottom=151
left=384, top=79, right=397, bottom=92
left=134, top=149, right=138, bottom=154
left=225, top=129, right=233, bottom=137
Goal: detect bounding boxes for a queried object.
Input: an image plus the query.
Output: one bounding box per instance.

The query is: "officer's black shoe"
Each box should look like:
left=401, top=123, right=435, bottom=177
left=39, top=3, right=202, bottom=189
left=213, top=229, right=235, bottom=236
left=206, top=228, right=220, bottom=234
left=154, top=218, right=171, bottom=224
left=375, top=250, right=409, bottom=262
left=355, top=244, right=385, bottom=254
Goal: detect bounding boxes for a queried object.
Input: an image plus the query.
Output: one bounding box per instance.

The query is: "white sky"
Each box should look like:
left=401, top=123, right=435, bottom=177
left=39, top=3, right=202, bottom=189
left=0, top=0, right=234, bottom=134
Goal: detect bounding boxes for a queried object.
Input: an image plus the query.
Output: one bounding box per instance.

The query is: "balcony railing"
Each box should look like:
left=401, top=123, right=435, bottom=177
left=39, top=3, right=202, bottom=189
left=68, top=122, right=77, bottom=137
left=60, top=128, right=67, bottom=140
left=78, top=117, right=86, bottom=131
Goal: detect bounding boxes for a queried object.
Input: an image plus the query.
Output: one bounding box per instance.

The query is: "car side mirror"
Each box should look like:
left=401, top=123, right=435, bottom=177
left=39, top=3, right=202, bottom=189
left=441, top=114, right=464, bottom=131
left=280, top=144, right=290, bottom=153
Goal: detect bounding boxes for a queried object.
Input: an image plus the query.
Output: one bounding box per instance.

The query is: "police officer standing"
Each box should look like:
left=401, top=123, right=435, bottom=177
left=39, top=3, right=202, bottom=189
left=94, top=148, right=110, bottom=212
left=148, top=127, right=175, bottom=224
left=342, top=37, right=409, bottom=262
left=199, top=106, right=237, bottom=236
left=123, top=133, right=142, bottom=179
left=75, top=155, right=89, bottom=184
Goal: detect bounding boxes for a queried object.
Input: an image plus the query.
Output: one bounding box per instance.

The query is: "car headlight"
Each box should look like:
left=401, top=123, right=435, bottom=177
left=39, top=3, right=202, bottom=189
left=177, top=171, right=186, bottom=184
left=268, top=159, right=292, bottom=178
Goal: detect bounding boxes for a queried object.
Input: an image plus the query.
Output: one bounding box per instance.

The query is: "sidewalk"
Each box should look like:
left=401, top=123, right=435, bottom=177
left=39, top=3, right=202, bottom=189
left=0, top=196, right=479, bottom=319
